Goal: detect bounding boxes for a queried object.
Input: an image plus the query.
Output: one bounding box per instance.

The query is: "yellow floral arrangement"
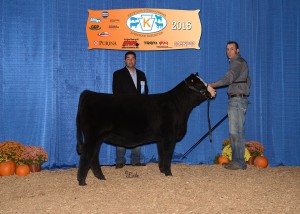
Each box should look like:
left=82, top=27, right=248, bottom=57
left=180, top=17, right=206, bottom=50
left=222, top=144, right=251, bottom=161
left=213, top=138, right=251, bottom=163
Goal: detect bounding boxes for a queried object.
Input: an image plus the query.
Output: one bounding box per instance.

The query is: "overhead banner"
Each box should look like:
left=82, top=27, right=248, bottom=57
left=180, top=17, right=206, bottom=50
left=86, top=8, right=201, bottom=50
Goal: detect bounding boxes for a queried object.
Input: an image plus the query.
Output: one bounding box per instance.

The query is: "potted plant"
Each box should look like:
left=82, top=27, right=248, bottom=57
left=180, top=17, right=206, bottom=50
left=214, top=138, right=251, bottom=163
left=222, top=143, right=251, bottom=162
left=213, top=139, right=231, bottom=164
left=245, top=141, right=264, bottom=156
left=21, top=146, right=48, bottom=172
left=245, top=141, right=265, bottom=164
left=0, top=141, right=25, bottom=164
left=0, top=141, right=25, bottom=176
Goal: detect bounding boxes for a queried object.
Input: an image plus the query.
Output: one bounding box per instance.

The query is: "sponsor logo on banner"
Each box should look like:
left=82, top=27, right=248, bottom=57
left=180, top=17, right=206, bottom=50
left=94, top=41, right=117, bottom=46
left=174, top=41, right=196, bottom=47
left=98, top=32, right=109, bottom=37
left=109, top=25, right=120, bottom=29
left=126, top=13, right=167, bottom=34
left=157, top=40, right=172, bottom=49
left=90, top=18, right=101, bottom=23
left=86, top=9, right=201, bottom=50
left=89, top=25, right=101, bottom=30
left=144, top=41, right=157, bottom=45
left=122, top=39, right=139, bottom=48
left=102, top=11, right=109, bottom=18
left=110, top=19, right=120, bottom=23
left=159, top=41, right=168, bottom=46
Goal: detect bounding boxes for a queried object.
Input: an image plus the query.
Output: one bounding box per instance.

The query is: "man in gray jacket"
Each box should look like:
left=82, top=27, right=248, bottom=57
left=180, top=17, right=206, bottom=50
left=210, top=41, right=251, bottom=170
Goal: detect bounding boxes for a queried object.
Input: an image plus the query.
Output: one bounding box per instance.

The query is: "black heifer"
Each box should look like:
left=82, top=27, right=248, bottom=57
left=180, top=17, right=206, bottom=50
left=76, top=73, right=212, bottom=186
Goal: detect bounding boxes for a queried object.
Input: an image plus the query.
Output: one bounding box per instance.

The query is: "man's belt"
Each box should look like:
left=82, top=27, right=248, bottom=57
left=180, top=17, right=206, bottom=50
left=228, top=94, right=248, bottom=98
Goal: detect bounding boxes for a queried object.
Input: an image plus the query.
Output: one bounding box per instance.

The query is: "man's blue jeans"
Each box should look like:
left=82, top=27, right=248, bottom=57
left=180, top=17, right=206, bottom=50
left=228, top=97, right=248, bottom=169
left=116, top=146, right=141, bottom=165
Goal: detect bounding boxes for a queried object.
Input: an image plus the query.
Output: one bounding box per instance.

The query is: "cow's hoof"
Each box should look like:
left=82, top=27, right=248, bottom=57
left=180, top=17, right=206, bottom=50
left=164, top=172, right=172, bottom=176
left=96, top=175, right=106, bottom=180
left=78, top=180, right=87, bottom=186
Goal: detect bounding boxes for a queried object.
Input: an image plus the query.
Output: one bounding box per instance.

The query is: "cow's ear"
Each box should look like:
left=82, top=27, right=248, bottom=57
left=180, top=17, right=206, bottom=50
left=195, top=72, right=198, bottom=76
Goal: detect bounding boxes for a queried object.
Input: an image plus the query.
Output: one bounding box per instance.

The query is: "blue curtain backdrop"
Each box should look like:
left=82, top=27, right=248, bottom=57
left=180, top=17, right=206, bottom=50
left=0, top=0, right=299, bottom=169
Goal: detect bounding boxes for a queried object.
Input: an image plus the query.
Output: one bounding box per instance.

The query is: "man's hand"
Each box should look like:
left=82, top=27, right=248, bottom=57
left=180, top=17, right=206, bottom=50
left=207, top=85, right=216, bottom=98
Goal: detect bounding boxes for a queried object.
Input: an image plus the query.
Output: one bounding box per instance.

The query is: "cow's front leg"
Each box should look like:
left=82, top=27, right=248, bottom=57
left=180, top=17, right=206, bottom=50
left=90, top=143, right=106, bottom=180
left=162, top=140, right=176, bottom=176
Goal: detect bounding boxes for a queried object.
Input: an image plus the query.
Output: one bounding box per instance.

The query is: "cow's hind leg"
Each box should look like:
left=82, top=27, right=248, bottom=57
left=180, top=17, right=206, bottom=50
left=90, top=142, right=106, bottom=180
left=77, top=139, right=99, bottom=186
left=77, top=156, right=90, bottom=186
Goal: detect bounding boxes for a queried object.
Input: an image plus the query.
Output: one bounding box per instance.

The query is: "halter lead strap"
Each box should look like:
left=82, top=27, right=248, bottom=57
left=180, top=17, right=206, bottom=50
left=184, top=79, right=213, bottom=141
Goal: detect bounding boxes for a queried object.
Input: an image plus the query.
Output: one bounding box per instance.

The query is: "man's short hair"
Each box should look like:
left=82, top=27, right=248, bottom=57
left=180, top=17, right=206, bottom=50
left=125, top=51, right=136, bottom=60
left=227, top=41, right=239, bottom=49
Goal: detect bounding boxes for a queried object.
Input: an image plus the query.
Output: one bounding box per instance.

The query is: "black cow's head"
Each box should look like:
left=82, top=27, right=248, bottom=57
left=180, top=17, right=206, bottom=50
left=184, top=73, right=212, bottom=99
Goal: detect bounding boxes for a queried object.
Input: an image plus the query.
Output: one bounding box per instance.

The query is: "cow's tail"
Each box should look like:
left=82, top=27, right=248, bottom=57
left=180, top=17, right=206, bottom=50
left=76, top=111, right=83, bottom=155
left=76, top=90, right=89, bottom=155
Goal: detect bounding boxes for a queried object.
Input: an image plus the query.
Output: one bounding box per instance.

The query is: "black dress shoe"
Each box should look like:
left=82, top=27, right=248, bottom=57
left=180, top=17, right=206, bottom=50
left=132, top=162, right=146, bottom=166
left=115, top=163, right=124, bottom=169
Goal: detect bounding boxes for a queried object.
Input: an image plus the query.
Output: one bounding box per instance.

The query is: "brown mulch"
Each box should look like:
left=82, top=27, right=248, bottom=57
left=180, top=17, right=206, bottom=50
left=1, top=163, right=299, bottom=213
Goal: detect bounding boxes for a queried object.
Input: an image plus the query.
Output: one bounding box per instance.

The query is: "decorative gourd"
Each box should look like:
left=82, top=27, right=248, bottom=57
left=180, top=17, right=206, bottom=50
left=0, top=160, right=15, bottom=176
left=218, top=156, right=229, bottom=164
left=15, top=164, right=30, bottom=176
left=254, top=156, right=268, bottom=168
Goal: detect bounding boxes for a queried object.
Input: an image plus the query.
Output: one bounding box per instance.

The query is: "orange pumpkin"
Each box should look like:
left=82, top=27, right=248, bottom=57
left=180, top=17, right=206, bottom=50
left=0, top=160, right=15, bottom=176
left=218, top=156, right=229, bottom=164
left=254, top=156, right=268, bottom=168
left=16, top=164, right=30, bottom=176
left=9, top=161, right=16, bottom=175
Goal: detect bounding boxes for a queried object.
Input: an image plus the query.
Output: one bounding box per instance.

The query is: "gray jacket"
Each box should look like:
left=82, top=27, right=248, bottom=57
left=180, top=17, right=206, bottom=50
left=215, top=54, right=251, bottom=96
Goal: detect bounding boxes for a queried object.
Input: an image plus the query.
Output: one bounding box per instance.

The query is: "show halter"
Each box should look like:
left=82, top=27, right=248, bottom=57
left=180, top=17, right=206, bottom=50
left=184, top=78, right=213, bottom=142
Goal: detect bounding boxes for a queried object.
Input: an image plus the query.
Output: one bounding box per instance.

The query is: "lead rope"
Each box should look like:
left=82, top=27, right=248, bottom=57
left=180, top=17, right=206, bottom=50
left=207, top=98, right=212, bottom=142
